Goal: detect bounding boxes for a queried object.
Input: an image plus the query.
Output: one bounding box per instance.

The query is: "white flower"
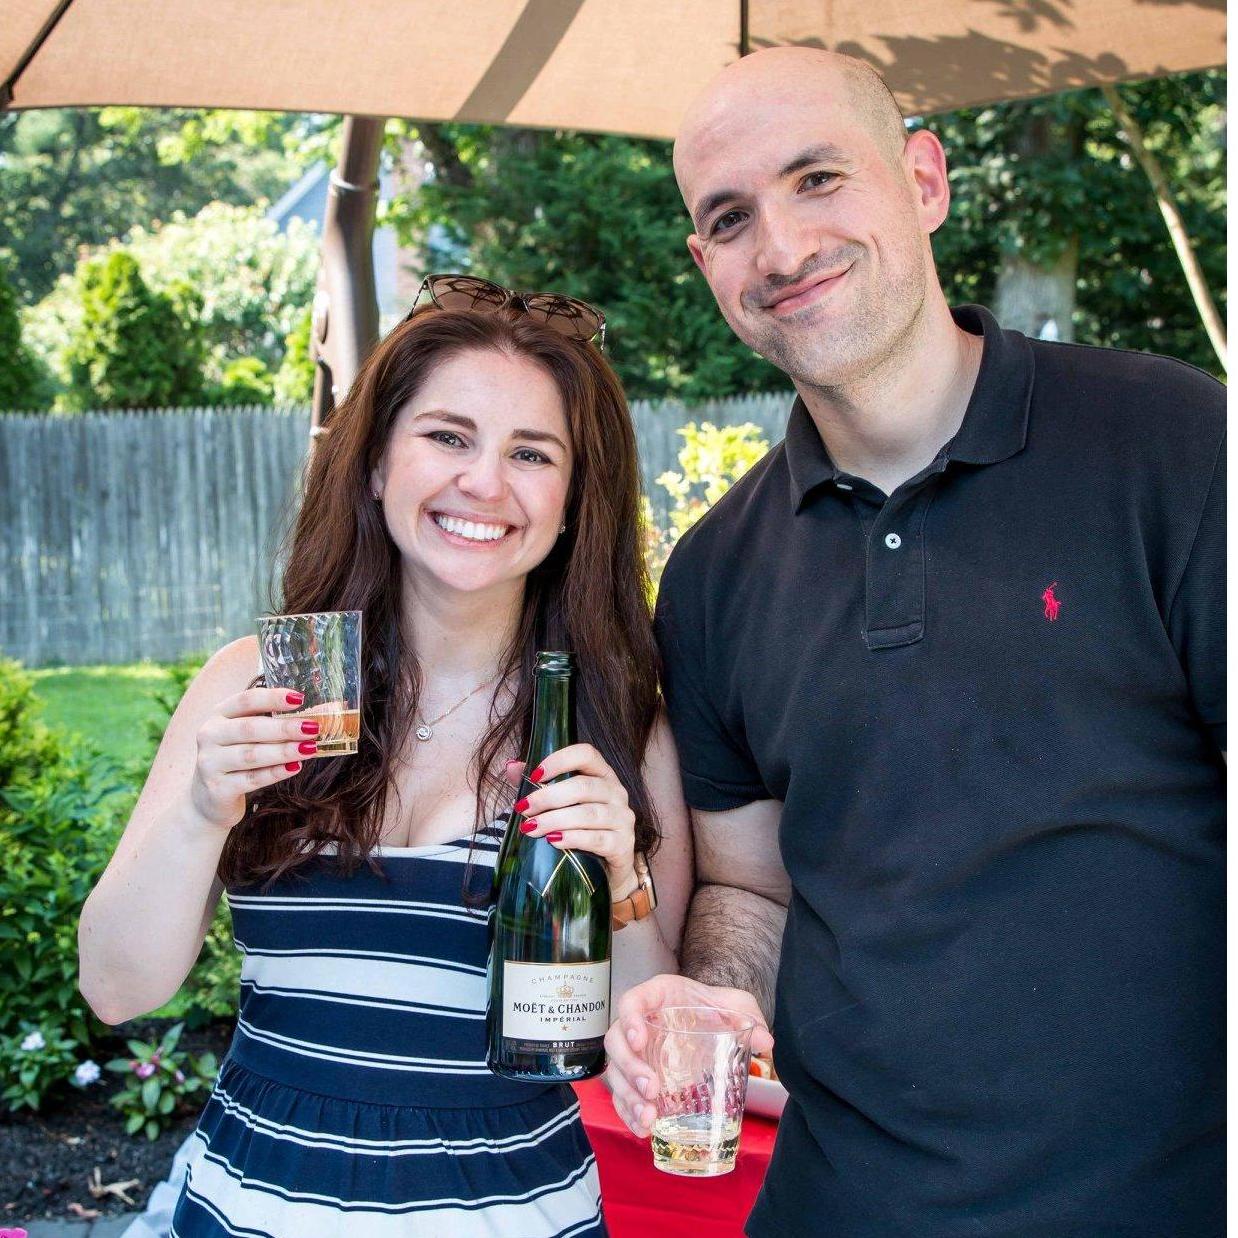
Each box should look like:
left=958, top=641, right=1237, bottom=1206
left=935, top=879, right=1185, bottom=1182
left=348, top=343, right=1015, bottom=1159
left=74, top=1060, right=101, bottom=1087
left=20, top=1031, right=45, bottom=1052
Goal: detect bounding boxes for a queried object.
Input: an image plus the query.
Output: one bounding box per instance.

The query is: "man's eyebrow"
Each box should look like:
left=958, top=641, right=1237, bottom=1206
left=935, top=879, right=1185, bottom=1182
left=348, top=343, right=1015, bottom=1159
left=692, top=143, right=851, bottom=231
left=411, top=410, right=567, bottom=453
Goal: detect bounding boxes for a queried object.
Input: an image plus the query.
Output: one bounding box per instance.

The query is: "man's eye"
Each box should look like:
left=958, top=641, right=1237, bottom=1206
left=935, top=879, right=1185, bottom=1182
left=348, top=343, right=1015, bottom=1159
left=710, top=210, right=746, bottom=236
left=800, top=170, right=837, bottom=190
left=429, top=430, right=465, bottom=447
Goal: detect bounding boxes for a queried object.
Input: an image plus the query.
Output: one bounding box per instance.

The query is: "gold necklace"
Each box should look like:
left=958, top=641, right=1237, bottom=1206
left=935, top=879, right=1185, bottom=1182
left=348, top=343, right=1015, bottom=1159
left=414, top=673, right=499, bottom=742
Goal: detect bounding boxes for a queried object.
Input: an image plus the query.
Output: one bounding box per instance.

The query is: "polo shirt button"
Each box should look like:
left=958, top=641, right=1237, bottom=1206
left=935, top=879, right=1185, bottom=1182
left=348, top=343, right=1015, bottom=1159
left=884, top=532, right=902, bottom=550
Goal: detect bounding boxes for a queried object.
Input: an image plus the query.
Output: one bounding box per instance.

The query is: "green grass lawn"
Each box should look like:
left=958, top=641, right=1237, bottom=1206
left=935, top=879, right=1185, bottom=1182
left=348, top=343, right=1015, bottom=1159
left=28, top=663, right=180, bottom=768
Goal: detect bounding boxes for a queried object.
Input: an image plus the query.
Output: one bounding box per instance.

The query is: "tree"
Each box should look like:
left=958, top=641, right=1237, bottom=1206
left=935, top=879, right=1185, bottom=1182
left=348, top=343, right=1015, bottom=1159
left=24, top=203, right=319, bottom=401
left=384, top=124, right=788, bottom=402
left=0, top=107, right=326, bottom=305
left=0, top=255, right=47, bottom=411
left=274, top=307, right=318, bottom=403
left=62, top=251, right=202, bottom=410
left=928, top=70, right=1225, bottom=375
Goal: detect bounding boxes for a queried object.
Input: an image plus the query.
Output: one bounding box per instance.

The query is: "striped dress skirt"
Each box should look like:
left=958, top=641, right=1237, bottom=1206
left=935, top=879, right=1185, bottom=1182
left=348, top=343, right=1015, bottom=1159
left=171, top=823, right=606, bottom=1237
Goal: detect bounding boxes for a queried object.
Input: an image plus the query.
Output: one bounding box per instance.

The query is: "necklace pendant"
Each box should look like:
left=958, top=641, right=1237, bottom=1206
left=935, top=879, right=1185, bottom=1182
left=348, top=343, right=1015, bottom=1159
left=415, top=724, right=433, bottom=742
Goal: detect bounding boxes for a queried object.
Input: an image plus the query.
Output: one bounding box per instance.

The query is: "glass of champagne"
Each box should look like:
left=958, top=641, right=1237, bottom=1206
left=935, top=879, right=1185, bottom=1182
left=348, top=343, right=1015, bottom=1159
left=644, top=1006, right=756, bottom=1177
left=256, top=611, right=362, bottom=756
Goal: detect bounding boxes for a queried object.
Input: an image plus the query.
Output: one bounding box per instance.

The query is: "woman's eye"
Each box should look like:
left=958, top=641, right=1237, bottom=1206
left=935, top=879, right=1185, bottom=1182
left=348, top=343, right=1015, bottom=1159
left=428, top=430, right=465, bottom=448
left=513, top=448, right=550, bottom=465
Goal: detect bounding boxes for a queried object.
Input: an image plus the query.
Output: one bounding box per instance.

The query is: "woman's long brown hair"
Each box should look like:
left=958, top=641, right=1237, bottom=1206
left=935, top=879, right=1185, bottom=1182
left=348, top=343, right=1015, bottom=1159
left=219, top=308, right=661, bottom=887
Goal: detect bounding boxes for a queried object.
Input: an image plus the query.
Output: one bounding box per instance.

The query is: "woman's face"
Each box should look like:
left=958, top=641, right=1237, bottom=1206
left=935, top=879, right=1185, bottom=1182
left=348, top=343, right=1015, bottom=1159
left=373, top=347, right=574, bottom=600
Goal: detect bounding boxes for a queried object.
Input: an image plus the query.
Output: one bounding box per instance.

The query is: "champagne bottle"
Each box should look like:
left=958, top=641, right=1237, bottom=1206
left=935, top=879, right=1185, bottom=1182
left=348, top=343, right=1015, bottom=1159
left=487, top=651, right=612, bottom=1081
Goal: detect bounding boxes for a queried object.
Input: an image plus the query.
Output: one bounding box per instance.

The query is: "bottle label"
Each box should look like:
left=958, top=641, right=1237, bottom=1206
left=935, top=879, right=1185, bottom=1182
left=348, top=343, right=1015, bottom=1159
left=502, top=960, right=611, bottom=1042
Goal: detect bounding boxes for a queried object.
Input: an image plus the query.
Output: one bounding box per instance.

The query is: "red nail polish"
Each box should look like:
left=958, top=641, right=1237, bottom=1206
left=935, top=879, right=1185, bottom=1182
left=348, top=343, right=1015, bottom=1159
left=514, top=797, right=530, bottom=814
left=519, top=820, right=537, bottom=834
left=286, top=691, right=305, bottom=706
left=284, top=762, right=301, bottom=772
left=546, top=831, right=563, bottom=843
left=301, top=721, right=320, bottom=735
left=298, top=740, right=318, bottom=755
left=529, top=767, right=545, bottom=783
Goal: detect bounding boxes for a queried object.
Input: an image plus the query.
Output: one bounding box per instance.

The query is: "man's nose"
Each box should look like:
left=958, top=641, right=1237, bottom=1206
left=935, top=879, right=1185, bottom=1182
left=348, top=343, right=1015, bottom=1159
left=752, top=204, right=818, bottom=282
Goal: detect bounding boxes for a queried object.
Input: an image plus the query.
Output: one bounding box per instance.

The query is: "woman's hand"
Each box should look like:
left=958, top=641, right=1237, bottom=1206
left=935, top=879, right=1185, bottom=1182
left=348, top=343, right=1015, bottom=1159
left=189, top=687, right=320, bottom=831
left=510, top=745, right=638, bottom=893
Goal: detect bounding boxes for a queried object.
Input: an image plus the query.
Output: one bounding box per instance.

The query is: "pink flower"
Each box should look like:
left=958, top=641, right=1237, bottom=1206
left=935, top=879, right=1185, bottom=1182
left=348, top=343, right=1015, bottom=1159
left=174, top=1069, right=186, bottom=1084
left=135, top=1062, right=156, bottom=1079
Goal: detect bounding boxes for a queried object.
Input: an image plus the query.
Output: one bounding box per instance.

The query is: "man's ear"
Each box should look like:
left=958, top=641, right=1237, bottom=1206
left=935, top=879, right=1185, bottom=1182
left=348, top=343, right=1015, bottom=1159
left=686, top=233, right=707, bottom=275
left=903, top=128, right=951, bottom=235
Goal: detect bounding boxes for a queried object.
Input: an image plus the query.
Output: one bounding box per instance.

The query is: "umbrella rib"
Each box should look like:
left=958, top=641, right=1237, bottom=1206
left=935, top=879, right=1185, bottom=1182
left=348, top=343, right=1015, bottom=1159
left=1, top=0, right=76, bottom=111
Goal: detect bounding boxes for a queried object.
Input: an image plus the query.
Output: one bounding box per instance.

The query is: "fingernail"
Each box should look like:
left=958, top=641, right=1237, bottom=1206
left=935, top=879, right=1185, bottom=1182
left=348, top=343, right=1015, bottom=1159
left=514, top=797, right=530, bottom=814
left=637, top=1077, right=648, bottom=1097
left=301, top=721, right=320, bottom=735
left=286, top=691, right=305, bottom=706
left=529, top=767, right=545, bottom=783
left=297, top=741, right=318, bottom=755
left=546, top=831, right=563, bottom=843
left=519, top=820, right=537, bottom=834
left=284, top=762, right=301, bottom=772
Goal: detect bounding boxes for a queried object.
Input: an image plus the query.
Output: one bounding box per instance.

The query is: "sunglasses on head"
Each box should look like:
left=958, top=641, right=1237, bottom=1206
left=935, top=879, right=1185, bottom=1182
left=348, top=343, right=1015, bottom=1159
left=406, top=273, right=607, bottom=349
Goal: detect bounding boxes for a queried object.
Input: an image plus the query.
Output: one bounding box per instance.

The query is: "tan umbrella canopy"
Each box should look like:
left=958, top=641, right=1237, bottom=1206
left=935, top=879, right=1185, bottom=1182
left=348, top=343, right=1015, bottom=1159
left=1, top=0, right=1226, bottom=136
left=1, top=0, right=1225, bottom=422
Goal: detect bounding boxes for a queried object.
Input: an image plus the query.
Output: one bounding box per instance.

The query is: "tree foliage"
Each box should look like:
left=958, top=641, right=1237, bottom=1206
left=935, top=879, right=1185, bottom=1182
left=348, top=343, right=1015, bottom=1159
left=0, top=107, right=324, bottom=304
left=0, top=254, right=47, bottom=411
left=62, top=251, right=203, bottom=411
left=383, top=124, right=787, bottom=401
left=928, top=70, right=1226, bottom=374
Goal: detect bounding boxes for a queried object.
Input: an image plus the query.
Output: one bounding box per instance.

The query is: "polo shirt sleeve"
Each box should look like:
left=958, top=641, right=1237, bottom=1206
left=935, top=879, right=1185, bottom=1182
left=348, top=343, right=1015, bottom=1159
left=1166, top=432, right=1225, bottom=752
left=654, top=545, right=769, bottom=811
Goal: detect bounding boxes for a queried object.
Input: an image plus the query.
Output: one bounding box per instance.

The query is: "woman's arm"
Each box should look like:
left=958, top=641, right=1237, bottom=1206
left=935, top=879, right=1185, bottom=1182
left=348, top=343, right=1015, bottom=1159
left=78, top=635, right=304, bottom=1024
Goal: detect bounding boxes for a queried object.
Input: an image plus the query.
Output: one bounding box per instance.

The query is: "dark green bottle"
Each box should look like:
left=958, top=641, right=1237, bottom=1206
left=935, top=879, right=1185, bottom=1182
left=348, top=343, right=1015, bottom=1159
left=487, top=652, right=612, bottom=1081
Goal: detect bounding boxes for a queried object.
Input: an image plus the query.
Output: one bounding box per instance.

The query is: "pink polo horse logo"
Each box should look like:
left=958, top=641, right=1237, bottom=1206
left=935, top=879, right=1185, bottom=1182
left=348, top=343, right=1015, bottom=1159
left=1042, top=582, right=1062, bottom=622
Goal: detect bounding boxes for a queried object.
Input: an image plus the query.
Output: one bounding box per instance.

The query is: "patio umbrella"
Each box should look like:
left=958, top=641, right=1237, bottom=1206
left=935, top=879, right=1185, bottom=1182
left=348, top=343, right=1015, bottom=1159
left=2, top=0, right=1226, bottom=135
left=1, top=0, right=1226, bottom=420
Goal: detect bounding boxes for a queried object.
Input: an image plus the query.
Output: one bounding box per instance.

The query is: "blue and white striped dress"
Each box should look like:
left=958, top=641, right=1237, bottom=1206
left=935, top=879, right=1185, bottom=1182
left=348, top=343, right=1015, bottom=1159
left=171, top=822, right=606, bottom=1237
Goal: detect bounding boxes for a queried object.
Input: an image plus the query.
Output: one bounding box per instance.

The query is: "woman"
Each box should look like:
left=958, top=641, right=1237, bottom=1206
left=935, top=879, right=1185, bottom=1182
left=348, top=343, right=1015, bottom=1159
left=78, top=276, right=693, bottom=1237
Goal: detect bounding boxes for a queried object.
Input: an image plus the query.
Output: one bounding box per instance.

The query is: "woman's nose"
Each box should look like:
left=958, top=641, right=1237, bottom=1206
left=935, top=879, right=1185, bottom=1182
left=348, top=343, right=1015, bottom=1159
left=458, top=453, right=506, bottom=501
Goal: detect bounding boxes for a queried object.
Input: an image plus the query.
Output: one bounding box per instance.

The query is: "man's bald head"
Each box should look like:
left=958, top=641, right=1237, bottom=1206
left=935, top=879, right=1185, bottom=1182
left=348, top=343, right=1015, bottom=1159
left=674, top=47, right=907, bottom=195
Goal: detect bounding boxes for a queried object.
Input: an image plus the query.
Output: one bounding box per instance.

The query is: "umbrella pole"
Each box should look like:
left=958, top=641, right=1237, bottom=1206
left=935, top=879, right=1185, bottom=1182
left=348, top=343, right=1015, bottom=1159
left=1100, top=83, right=1227, bottom=373
left=310, top=115, right=385, bottom=440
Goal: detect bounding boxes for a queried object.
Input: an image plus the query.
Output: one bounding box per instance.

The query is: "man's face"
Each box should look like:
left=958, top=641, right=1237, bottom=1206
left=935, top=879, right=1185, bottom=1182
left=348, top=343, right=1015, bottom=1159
left=678, top=85, right=940, bottom=387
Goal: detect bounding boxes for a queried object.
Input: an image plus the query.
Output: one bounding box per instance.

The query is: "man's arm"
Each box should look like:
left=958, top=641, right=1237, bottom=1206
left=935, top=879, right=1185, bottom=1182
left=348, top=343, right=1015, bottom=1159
left=680, top=799, right=790, bottom=1022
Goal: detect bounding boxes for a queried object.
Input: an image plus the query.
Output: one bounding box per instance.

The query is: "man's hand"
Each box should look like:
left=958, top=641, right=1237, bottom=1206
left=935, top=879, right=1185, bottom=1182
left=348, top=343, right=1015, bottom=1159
left=604, top=973, right=775, bottom=1136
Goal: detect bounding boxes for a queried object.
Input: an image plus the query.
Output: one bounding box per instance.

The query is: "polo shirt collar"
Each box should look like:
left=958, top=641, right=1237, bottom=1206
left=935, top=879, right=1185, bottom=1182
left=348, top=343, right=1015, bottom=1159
left=784, top=303, right=1034, bottom=512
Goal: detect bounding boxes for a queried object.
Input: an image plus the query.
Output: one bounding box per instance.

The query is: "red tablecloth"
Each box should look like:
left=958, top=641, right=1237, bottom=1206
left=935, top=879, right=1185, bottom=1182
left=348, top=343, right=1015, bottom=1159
left=571, top=1077, right=778, bottom=1237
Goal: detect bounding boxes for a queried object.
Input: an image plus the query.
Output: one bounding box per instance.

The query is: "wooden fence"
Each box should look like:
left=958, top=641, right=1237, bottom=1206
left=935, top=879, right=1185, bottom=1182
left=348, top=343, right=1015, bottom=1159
left=0, top=393, right=792, bottom=666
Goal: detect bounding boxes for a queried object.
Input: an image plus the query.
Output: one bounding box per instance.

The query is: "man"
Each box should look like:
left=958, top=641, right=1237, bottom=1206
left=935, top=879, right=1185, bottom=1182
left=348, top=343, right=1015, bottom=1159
left=605, top=46, right=1224, bottom=1237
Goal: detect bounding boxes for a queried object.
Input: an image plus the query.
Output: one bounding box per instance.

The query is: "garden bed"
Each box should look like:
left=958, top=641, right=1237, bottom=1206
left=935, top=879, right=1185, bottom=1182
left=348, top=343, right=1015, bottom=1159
left=0, top=1020, right=233, bottom=1224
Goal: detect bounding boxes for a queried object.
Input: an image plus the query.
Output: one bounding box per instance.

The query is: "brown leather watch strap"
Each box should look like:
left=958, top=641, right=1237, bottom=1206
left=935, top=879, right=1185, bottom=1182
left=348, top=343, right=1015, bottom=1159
left=611, top=885, right=653, bottom=930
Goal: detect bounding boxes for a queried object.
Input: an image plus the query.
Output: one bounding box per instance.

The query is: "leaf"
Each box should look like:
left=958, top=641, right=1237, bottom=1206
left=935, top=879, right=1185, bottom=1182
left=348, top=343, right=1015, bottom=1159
left=145, top=1118, right=160, bottom=1141
left=125, top=1112, right=145, bottom=1135
left=141, top=1076, right=160, bottom=1110
left=158, top=1089, right=175, bottom=1113
left=126, top=1039, right=149, bottom=1058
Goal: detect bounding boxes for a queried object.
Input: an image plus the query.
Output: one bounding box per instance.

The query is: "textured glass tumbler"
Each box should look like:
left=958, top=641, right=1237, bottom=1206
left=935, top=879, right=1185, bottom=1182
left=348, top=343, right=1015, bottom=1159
left=256, top=611, right=362, bottom=756
left=644, top=1006, right=756, bottom=1177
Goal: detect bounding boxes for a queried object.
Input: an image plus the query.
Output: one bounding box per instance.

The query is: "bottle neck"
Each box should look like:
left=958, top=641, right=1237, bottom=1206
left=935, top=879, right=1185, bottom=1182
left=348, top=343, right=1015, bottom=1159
left=524, top=672, right=573, bottom=774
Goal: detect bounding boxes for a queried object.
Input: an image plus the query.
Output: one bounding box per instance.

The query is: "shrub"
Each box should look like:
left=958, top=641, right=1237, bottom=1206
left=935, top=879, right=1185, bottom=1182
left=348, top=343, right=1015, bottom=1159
left=646, top=421, right=769, bottom=582
left=105, top=1022, right=217, bottom=1140
left=0, top=253, right=47, bottom=411
left=205, top=356, right=275, bottom=406
left=61, top=250, right=203, bottom=410
left=0, top=1024, right=79, bottom=1112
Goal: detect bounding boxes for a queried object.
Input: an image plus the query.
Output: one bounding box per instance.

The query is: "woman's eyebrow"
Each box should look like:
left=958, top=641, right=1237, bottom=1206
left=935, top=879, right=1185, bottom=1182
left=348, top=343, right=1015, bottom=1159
left=413, top=410, right=566, bottom=454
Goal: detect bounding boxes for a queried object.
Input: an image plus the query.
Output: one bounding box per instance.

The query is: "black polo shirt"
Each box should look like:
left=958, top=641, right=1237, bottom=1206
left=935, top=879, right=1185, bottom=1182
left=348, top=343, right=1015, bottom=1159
left=654, top=306, right=1225, bottom=1238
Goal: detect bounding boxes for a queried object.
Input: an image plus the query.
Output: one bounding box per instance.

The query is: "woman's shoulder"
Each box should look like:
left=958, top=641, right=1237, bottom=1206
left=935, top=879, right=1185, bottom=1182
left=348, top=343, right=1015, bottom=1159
left=174, top=636, right=261, bottom=717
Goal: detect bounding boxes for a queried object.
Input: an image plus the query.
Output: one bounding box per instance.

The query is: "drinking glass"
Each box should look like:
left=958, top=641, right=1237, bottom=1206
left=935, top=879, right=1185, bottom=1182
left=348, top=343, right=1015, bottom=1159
left=644, top=1006, right=756, bottom=1176
left=256, top=610, right=362, bottom=756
